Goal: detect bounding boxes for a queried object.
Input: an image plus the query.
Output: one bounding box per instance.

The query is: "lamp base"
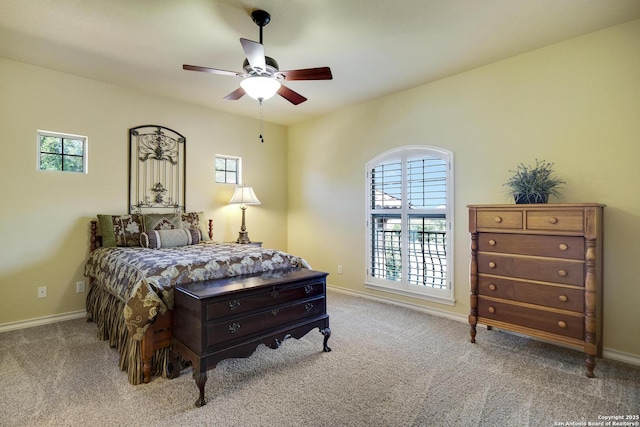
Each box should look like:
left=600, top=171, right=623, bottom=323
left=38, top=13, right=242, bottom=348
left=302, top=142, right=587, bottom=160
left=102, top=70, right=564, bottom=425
left=236, top=231, right=252, bottom=244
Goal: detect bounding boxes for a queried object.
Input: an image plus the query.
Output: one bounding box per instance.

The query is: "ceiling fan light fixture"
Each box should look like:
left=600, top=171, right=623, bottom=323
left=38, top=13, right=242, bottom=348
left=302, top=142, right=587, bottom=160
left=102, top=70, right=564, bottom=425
left=240, top=76, right=281, bottom=101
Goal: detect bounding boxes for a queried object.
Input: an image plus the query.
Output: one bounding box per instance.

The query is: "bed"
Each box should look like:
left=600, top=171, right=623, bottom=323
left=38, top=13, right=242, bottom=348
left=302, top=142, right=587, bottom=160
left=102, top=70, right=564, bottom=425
left=84, top=212, right=321, bottom=385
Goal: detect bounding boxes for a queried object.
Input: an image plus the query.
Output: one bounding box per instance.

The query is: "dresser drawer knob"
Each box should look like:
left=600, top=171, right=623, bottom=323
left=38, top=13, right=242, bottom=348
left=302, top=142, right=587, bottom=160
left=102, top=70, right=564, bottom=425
left=488, top=284, right=497, bottom=291
left=558, top=321, right=567, bottom=329
left=228, top=323, right=241, bottom=333
left=488, top=261, right=496, bottom=269
left=558, top=295, right=568, bottom=302
left=557, top=269, right=568, bottom=277
left=488, top=306, right=496, bottom=314
left=494, top=216, right=503, bottom=223
left=558, top=243, right=568, bottom=251
left=488, top=239, right=496, bottom=246
left=304, top=302, right=314, bottom=312
left=228, top=300, right=241, bottom=311
left=548, top=217, right=558, bottom=224
left=304, top=284, right=314, bottom=294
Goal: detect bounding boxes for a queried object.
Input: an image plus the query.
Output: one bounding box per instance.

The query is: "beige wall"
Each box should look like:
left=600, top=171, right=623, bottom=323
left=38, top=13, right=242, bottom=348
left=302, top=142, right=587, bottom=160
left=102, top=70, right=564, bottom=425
left=0, top=58, right=288, bottom=325
left=287, top=20, right=640, bottom=358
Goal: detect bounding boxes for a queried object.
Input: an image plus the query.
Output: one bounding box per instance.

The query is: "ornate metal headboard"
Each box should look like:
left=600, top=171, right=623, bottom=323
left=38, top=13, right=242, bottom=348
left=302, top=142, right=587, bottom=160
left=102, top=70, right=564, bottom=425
left=129, top=125, right=186, bottom=214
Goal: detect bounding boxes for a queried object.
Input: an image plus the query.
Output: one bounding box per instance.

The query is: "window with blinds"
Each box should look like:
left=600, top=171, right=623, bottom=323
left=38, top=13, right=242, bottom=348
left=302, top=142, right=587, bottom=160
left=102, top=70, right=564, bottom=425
left=366, top=146, right=454, bottom=304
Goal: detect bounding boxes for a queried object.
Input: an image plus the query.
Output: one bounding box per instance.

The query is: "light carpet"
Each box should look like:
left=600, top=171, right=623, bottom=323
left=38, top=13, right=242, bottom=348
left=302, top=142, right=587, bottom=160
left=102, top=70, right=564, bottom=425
left=1, top=290, right=638, bottom=427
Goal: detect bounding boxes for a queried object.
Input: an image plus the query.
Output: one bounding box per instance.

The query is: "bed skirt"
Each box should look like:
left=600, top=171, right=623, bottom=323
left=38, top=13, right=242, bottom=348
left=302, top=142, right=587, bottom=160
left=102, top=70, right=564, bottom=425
left=86, top=282, right=171, bottom=385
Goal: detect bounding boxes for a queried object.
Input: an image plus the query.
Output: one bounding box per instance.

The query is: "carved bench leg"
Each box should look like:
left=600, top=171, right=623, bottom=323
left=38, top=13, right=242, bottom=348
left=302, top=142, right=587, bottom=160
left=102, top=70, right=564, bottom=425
left=193, top=368, right=208, bottom=407
left=320, top=327, right=331, bottom=352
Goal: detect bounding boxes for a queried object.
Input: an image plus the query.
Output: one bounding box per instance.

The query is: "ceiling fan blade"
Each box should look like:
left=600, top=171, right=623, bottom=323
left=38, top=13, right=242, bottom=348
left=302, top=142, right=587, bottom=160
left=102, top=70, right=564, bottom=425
left=277, top=84, right=307, bottom=105
left=278, top=67, right=333, bottom=81
left=223, top=87, right=246, bottom=100
left=240, top=38, right=266, bottom=73
left=183, top=64, right=241, bottom=77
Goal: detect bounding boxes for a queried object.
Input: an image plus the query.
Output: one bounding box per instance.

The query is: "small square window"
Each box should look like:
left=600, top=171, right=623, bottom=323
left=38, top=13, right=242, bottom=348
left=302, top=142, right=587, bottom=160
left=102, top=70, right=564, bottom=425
left=38, top=130, right=87, bottom=173
left=215, top=155, right=241, bottom=184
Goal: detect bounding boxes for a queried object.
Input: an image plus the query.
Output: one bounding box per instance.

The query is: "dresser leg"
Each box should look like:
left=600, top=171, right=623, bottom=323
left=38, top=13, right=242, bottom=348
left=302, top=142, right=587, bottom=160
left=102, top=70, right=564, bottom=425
left=193, top=369, right=208, bottom=407
left=586, top=355, right=596, bottom=378
left=470, top=324, right=477, bottom=343
left=321, top=327, right=332, bottom=352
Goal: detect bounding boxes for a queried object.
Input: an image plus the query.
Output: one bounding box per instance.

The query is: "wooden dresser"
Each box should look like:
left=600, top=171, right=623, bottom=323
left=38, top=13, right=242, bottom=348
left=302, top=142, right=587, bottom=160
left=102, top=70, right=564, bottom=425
left=468, top=204, right=604, bottom=377
left=170, top=268, right=331, bottom=407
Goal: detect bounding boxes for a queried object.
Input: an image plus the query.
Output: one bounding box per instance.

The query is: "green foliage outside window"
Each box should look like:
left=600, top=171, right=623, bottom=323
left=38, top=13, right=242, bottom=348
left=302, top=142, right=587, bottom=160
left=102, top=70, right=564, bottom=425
left=39, top=134, right=85, bottom=172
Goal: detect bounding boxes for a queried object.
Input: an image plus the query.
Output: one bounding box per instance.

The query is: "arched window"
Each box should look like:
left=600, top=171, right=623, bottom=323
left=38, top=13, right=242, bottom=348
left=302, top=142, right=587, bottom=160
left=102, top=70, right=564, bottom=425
left=365, top=146, right=454, bottom=304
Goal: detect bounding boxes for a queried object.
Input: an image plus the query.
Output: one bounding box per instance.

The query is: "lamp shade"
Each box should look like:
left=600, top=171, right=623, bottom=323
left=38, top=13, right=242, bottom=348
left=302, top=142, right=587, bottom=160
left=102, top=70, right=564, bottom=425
left=229, top=186, right=261, bottom=205
left=240, top=76, right=281, bottom=101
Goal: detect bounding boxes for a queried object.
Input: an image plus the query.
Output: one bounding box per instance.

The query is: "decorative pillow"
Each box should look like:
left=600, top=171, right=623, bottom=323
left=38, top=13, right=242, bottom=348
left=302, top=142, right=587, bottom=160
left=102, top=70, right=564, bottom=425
left=140, top=228, right=201, bottom=249
left=181, top=211, right=211, bottom=241
left=143, top=213, right=182, bottom=232
left=97, top=214, right=143, bottom=247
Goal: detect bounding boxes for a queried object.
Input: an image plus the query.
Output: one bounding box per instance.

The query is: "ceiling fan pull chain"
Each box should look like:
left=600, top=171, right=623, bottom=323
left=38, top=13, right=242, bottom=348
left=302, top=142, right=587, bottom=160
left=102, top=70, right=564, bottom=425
left=259, top=99, right=265, bottom=143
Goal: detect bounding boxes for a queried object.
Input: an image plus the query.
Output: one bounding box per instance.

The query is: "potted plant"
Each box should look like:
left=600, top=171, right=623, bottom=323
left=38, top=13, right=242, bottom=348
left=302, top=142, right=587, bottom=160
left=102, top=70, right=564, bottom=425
left=504, top=159, right=565, bottom=204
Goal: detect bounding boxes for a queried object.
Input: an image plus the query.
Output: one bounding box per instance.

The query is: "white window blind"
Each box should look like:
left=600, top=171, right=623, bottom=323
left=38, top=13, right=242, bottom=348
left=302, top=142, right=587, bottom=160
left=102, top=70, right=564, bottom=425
left=366, top=146, right=454, bottom=304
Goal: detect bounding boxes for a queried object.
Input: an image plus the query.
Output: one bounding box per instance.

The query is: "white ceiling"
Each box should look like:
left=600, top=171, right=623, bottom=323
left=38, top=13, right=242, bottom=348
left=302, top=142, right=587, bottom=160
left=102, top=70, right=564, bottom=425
left=2, top=0, right=639, bottom=126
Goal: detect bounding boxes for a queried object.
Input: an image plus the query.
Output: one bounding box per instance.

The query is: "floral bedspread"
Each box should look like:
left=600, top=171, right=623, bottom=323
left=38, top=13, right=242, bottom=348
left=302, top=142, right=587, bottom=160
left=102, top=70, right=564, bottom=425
left=84, top=242, right=311, bottom=339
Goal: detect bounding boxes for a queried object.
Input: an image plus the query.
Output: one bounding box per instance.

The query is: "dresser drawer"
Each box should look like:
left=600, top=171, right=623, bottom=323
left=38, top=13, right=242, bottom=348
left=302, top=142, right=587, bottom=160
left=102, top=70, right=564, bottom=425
left=476, top=210, right=523, bottom=230
left=206, top=296, right=326, bottom=347
left=526, top=210, right=584, bottom=232
left=478, top=297, right=584, bottom=340
left=206, top=281, right=325, bottom=320
left=478, top=276, right=584, bottom=312
left=478, top=233, right=584, bottom=259
left=477, top=253, right=584, bottom=286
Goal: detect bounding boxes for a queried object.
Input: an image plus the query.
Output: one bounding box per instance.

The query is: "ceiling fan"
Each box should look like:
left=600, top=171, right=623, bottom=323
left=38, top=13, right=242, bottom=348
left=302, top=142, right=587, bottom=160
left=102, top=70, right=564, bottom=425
left=183, top=9, right=333, bottom=105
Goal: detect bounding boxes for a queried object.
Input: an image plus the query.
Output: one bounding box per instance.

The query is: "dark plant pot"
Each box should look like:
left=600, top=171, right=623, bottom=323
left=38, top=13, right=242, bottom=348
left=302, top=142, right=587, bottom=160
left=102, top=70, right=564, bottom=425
left=514, top=193, right=548, bottom=204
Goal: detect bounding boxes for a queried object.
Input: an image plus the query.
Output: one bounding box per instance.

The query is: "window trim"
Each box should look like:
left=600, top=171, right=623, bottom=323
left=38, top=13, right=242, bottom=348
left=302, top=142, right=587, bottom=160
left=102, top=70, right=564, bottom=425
left=215, top=154, right=242, bottom=185
left=37, top=130, right=88, bottom=174
left=364, top=145, right=455, bottom=305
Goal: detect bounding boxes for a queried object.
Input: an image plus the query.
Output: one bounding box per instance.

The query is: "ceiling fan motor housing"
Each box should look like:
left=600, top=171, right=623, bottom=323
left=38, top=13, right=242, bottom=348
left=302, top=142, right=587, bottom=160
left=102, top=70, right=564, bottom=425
left=242, top=56, right=280, bottom=76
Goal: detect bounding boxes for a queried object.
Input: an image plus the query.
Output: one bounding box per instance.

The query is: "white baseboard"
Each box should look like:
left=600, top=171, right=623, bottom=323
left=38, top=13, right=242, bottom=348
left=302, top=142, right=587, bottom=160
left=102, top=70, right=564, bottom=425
left=0, top=310, right=87, bottom=333
left=327, top=284, right=468, bottom=323
left=602, top=348, right=640, bottom=367
left=327, top=284, right=640, bottom=368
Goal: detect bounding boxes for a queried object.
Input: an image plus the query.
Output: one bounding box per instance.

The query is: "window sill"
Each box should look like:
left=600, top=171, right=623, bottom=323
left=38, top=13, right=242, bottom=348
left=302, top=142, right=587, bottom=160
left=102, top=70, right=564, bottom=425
left=363, top=281, right=455, bottom=306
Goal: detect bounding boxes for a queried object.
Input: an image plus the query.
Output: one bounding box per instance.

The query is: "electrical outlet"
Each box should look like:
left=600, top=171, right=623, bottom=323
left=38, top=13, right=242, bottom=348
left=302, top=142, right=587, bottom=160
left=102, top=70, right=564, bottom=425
left=76, top=281, right=86, bottom=293
left=37, top=286, right=47, bottom=298
left=337, top=265, right=343, bottom=274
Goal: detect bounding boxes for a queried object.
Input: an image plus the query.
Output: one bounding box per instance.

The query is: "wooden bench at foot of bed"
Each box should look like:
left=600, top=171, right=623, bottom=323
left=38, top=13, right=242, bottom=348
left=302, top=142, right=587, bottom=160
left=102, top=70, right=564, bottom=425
left=169, top=268, right=331, bottom=407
